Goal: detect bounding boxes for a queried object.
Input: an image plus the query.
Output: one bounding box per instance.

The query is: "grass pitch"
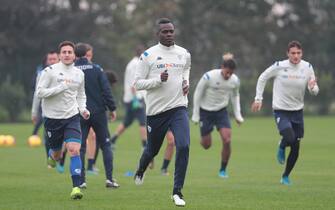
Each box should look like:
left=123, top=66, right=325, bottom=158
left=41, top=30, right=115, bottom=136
left=0, top=117, right=334, bottom=210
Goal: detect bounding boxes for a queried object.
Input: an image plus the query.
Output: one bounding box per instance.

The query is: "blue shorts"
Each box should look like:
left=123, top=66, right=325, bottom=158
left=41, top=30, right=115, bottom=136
left=273, top=110, right=304, bottom=139
left=123, top=100, right=146, bottom=127
left=199, top=107, right=231, bottom=136
left=44, top=114, right=82, bottom=151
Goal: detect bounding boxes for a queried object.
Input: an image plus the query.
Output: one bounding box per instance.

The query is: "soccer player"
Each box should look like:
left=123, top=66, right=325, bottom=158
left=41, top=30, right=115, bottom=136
left=36, top=41, right=89, bottom=199
left=160, top=130, right=175, bottom=176
left=31, top=50, right=59, bottom=166
left=74, top=43, right=119, bottom=189
left=133, top=18, right=191, bottom=207
left=251, top=40, right=319, bottom=185
left=110, top=45, right=147, bottom=151
left=192, top=53, right=244, bottom=178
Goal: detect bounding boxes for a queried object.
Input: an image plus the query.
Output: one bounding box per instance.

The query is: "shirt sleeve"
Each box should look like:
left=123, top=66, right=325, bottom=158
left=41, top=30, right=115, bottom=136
left=192, top=74, right=207, bottom=122
left=76, top=74, right=87, bottom=113
left=255, top=63, right=279, bottom=101
left=182, top=51, right=191, bottom=85
left=307, top=65, right=319, bottom=96
left=36, top=69, right=68, bottom=99
left=230, top=78, right=243, bottom=121
left=100, top=70, right=116, bottom=111
left=134, top=54, right=162, bottom=90
left=31, top=73, right=41, bottom=117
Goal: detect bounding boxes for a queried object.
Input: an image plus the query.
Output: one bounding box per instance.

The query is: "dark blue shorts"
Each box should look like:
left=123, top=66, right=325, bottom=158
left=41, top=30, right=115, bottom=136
left=273, top=109, right=304, bottom=139
left=199, top=107, right=231, bottom=136
left=123, top=100, right=146, bottom=127
left=44, top=114, right=81, bottom=151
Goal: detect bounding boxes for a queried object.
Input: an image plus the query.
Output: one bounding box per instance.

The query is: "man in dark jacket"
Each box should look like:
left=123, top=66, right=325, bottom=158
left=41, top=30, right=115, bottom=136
left=74, top=43, right=119, bottom=189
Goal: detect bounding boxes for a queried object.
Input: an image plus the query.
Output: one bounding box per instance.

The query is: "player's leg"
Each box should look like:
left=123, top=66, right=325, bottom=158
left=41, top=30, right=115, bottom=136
left=170, top=107, right=190, bottom=206
left=43, top=118, right=64, bottom=168
left=161, top=130, right=175, bottom=175
left=216, top=108, right=232, bottom=178
left=274, top=110, right=295, bottom=165
left=136, top=106, right=147, bottom=149
left=281, top=110, right=304, bottom=185
left=169, top=107, right=190, bottom=207
left=199, top=108, right=215, bottom=150
left=135, top=112, right=168, bottom=185
left=56, top=143, right=67, bottom=173
left=64, top=115, right=84, bottom=199
left=218, top=128, right=231, bottom=177
left=86, top=128, right=97, bottom=174
left=92, top=112, right=119, bottom=188
left=110, top=103, right=133, bottom=145
left=79, top=118, right=90, bottom=188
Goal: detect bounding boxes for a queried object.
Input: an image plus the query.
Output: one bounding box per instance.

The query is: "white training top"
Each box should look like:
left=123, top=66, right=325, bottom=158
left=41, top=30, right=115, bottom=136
left=123, top=56, right=146, bottom=103
left=31, top=72, right=42, bottom=118
left=36, top=62, right=87, bottom=119
left=134, top=42, right=191, bottom=116
left=255, top=59, right=319, bottom=110
left=192, top=69, right=243, bottom=122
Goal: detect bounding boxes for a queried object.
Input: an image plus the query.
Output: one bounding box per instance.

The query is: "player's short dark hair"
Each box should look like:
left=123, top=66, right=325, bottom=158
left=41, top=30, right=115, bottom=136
left=156, top=18, right=173, bottom=31
left=47, top=50, right=58, bottom=55
left=287, top=40, right=302, bottom=51
left=58, top=41, right=75, bottom=53
left=75, top=43, right=89, bottom=57
left=42, top=50, right=58, bottom=67
left=222, top=59, right=236, bottom=70
left=105, top=70, right=118, bottom=85
left=221, top=53, right=236, bottom=70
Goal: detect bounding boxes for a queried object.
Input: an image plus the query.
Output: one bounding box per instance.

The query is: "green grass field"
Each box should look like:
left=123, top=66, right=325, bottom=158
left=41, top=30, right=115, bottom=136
left=0, top=117, right=334, bottom=210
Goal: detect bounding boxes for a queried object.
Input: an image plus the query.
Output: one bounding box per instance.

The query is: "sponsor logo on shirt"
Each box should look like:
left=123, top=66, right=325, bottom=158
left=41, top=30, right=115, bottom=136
left=281, top=75, right=306, bottom=80
left=76, top=64, right=93, bottom=70
left=156, top=63, right=184, bottom=69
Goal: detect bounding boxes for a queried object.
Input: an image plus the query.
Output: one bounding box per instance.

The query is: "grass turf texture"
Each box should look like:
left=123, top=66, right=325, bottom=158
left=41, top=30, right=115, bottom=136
left=0, top=117, right=334, bottom=210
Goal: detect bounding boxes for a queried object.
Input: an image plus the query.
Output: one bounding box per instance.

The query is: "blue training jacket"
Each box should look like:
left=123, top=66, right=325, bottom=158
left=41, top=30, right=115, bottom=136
left=75, top=57, right=116, bottom=114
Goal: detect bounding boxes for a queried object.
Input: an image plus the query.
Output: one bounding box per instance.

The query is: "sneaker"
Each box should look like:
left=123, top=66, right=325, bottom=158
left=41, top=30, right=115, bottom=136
left=171, top=192, right=185, bottom=207
left=134, top=171, right=145, bottom=185
left=79, top=182, right=87, bottom=189
left=93, top=166, right=100, bottom=172
left=218, top=170, right=228, bottom=178
left=277, top=147, right=285, bottom=165
left=87, top=169, right=98, bottom=175
left=161, top=168, right=170, bottom=176
left=280, top=176, right=291, bottom=185
left=47, top=156, right=56, bottom=168
left=106, top=179, right=120, bottom=188
left=56, top=163, right=64, bottom=173
left=70, top=187, right=83, bottom=200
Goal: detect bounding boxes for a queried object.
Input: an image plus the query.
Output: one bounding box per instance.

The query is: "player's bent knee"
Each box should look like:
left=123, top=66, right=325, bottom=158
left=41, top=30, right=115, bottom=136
left=281, top=128, right=295, bottom=145
left=66, top=143, right=81, bottom=156
left=223, top=138, right=231, bottom=145
left=176, top=145, right=189, bottom=153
